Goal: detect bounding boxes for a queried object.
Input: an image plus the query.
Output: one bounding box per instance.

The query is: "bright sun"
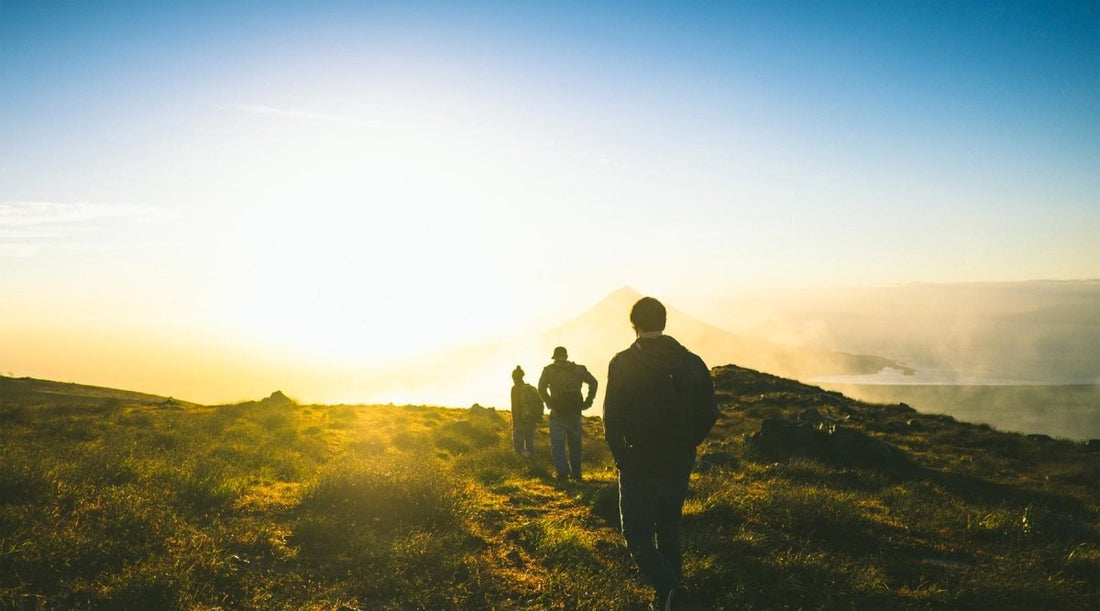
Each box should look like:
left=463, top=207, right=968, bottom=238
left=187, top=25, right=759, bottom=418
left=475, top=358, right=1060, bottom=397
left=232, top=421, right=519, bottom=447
left=203, top=117, right=524, bottom=363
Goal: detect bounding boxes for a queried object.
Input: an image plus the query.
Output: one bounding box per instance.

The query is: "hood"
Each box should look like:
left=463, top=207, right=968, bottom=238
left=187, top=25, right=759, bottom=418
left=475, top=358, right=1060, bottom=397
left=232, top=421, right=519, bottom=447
left=631, top=335, right=690, bottom=374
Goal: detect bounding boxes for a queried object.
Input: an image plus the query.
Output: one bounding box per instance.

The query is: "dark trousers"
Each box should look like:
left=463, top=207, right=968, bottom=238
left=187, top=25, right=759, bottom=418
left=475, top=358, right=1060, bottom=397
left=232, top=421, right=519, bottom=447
left=512, top=426, right=535, bottom=455
left=618, top=468, right=691, bottom=595
left=549, top=413, right=583, bottom=478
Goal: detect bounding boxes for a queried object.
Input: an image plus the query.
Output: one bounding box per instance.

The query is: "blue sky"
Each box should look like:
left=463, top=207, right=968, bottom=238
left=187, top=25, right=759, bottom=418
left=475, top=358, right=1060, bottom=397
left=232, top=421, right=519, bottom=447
left=1, top=1, right=1097, bottom=399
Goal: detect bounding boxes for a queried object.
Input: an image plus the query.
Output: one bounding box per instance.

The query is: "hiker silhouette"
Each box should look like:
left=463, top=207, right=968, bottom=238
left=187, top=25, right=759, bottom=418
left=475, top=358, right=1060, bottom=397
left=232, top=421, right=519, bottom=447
left=538, top=346, right=598, bottom=483
left=510, top=365, right=543, bottom=457
left=604, top=297, right=718, bottom=609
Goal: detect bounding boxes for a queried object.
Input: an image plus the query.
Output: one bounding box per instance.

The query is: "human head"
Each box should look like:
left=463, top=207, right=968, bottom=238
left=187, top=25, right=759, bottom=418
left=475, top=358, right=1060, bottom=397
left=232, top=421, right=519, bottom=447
left=552, top=346, right=568, bottom=361
left=630, top=297, right=666, bottom=333
left=512, top=365, right=525, bottom=383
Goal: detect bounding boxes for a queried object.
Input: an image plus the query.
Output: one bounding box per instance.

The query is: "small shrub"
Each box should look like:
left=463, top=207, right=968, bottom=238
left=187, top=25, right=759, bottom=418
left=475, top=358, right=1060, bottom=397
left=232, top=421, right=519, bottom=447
left=433, top=418, right=501, bottom=454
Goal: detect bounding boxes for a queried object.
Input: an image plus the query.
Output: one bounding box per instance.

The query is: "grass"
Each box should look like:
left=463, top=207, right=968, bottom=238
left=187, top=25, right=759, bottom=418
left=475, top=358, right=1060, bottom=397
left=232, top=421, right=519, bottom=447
left=0, top=369, right=1097, bottom=609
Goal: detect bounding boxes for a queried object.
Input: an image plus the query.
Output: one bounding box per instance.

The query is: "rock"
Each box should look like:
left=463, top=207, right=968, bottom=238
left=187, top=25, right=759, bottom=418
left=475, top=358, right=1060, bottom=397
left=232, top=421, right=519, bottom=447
left=468, top=403, right=499, bottom=419
left=745, top=418, right=823, bottom=458
left=826, top=425, right=912, bottom=474
left=746, top=418, right=912, bottom=475
left=698, top=451, right=739, bottom=472
left=261, top=390, right=295, bottom=406
left=797, top=408, right=824, bottom=425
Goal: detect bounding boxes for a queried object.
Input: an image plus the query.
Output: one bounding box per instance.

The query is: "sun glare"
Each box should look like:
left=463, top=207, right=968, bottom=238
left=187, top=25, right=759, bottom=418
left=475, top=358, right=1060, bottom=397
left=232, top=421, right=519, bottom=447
left=199, top=114, right=529, bottom=364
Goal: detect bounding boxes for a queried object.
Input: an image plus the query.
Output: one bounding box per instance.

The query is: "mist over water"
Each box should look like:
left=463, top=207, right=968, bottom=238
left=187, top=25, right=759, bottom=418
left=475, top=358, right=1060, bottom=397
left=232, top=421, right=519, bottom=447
left=701, top=281, right=1100, bottom=440
left=817, top=382, right=1100, bottom=441
left=812, top=366, right=1098, bottom=387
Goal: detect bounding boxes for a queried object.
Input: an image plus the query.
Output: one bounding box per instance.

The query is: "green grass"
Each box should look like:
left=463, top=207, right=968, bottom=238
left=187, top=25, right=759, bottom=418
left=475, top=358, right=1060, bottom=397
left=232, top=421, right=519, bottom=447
left=0, top=369, right=1097, bottom=609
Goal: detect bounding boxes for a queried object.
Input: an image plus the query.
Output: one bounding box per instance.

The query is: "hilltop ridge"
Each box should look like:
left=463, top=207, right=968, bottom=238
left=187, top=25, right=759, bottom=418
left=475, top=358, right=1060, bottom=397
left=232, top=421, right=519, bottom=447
left=0, top=375, right=198, bottom=407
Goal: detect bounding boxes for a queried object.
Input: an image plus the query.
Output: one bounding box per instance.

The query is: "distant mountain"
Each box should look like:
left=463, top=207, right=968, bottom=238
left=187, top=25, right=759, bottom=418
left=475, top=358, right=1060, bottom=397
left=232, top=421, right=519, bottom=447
left=270, top=287, right=915, bottom=408
left=538, top=287, right=912, bottom=381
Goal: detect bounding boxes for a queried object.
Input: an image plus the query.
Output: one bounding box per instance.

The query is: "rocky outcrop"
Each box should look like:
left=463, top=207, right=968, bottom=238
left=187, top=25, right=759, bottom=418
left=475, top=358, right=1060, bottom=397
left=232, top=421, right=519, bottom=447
left=746, top=417, right=913, bottom=475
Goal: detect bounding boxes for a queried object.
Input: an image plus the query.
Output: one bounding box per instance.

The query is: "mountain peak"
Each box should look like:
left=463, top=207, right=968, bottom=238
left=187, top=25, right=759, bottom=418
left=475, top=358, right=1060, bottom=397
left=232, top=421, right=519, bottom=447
left=598, top=286, right=646, bottom=308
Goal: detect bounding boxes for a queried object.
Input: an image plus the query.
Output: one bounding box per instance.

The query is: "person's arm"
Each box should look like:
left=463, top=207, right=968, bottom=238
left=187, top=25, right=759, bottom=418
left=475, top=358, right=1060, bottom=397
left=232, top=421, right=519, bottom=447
left=602, top=359, right=628, bottom=465
left=537, top=368, right=551, bottom=406
left=581, top=366, right=599, bottom=408
left=529, top=385, right=544, bottom=416
left=690, top=357, right=719, bottom=446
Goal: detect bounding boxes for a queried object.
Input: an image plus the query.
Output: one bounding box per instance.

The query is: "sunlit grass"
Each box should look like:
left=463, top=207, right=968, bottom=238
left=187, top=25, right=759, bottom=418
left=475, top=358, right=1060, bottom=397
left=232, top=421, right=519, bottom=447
left=0, top=368, right=1096, bottom=609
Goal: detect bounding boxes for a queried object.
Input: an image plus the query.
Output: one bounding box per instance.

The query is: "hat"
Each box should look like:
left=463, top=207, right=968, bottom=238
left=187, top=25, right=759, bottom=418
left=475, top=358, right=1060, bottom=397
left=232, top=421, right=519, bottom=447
left=552, top=346, right=568, bottom=360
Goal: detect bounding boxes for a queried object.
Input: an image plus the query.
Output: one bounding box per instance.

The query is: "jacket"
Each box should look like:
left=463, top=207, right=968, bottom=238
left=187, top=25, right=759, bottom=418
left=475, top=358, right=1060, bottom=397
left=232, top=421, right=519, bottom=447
left=603, top=335, right=718, bottom=476
left=538, top=360, right=598, bottom=416
left=510, top=382, right=543, bottom=429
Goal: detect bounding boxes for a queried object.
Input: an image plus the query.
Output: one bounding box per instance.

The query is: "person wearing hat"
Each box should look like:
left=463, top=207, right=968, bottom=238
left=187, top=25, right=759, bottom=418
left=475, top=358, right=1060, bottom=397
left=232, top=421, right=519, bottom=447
left=510, top=365, right=543, bottom=457
left=538, top=346, right=598, bottom=482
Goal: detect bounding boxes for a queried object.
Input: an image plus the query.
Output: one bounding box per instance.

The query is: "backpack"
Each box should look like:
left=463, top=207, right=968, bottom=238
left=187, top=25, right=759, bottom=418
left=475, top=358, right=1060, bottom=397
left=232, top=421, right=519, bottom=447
left=524, top=384, right=544, bottom=423
left=625, top=351, right=715, bottom=455
left=544, top=362, right=587, bottom=410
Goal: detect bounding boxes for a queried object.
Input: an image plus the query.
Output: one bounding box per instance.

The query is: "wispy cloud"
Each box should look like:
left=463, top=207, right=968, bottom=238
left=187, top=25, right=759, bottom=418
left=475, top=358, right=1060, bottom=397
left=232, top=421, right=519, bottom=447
left=232, top=104, right=380, bottom=127
left=0, top=201, right=168, bottom=257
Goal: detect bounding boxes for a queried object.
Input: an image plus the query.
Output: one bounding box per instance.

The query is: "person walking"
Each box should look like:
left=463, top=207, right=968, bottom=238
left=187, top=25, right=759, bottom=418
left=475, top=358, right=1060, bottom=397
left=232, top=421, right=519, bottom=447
left=603, top=297, right=718, bottom=610
left=510, top=365, right=543, bottom=457
left=538, top=346, right=598, bottom=483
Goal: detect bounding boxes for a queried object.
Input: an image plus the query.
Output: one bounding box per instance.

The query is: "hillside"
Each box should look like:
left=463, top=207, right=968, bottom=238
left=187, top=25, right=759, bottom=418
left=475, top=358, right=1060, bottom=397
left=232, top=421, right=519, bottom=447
left=0, top=369, right=1096, bottom=609
left=0, top=375, right=197, bottom=408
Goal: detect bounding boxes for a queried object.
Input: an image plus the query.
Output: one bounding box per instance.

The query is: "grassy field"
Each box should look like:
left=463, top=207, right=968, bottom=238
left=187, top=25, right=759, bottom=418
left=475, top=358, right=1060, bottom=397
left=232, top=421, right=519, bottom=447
left=0, top=369, right=1097, bottom=609
left=817, top=383, right=1100, bottom=441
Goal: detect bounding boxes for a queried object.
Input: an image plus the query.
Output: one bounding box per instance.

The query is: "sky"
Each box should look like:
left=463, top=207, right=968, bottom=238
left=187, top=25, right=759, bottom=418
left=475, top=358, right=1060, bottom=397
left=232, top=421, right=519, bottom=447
left=1, top=1, right=1098, bottom=402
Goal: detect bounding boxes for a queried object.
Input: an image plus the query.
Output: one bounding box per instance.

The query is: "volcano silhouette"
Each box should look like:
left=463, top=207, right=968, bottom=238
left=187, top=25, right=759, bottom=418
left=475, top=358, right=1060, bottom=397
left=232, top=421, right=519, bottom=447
left=538, top=287, right=911, bottom=381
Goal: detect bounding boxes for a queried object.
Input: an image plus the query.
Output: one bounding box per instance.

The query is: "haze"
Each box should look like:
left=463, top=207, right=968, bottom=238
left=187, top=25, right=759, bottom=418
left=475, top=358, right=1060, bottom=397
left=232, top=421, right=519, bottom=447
left=2, top=2, right=1097, bottom=405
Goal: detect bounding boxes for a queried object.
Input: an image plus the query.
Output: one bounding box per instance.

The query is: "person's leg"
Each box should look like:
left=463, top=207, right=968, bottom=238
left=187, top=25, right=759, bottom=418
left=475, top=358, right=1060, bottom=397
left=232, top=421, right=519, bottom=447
left=619, top=472, right=679, bottom=596
left=548, top=417, right=569, bottom=479
left=567, top=414, right=583, bottom=479
left=653, top=472, right=691, bottom=584
left=512, top=426, right=526, bottom=455
left=522, top=427, right=536, bottom=456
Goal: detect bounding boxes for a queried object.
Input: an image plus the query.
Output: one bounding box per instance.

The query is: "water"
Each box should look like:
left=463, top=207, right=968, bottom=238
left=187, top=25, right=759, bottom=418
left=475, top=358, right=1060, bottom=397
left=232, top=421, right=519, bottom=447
left=813, top=380, right=1100, bottom=441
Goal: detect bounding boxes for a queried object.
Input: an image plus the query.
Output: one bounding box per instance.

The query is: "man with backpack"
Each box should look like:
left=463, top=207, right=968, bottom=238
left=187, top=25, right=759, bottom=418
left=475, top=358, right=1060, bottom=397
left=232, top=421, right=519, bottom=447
left=538, top=346, right=598, bottom=483
left=604, top=297, right=719, bottom=610
left=510, top=365, right=543, bottom=457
